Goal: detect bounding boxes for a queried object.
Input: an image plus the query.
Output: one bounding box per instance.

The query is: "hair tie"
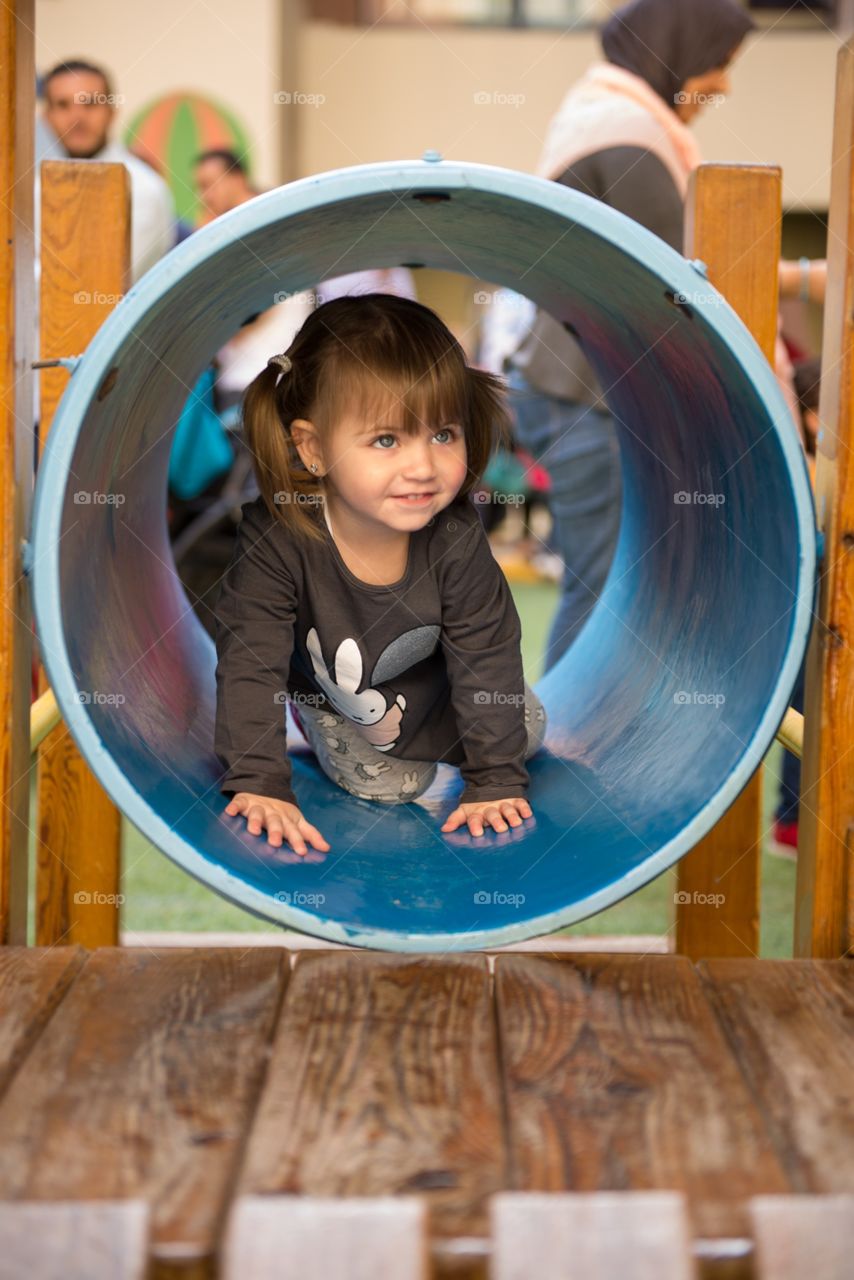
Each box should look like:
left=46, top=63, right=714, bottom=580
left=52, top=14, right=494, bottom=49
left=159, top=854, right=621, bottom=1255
left=267, top=353, right=293, bottom=375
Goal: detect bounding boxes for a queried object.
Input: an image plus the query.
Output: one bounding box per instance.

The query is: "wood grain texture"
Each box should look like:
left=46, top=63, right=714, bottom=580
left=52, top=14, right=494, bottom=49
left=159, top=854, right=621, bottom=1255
left=677, top=163, right=783, bottom=961
left=796, top=40, right=854, bottom=959
left=494, top=953, right=789, bottom=1238
left=222, top=1195, right=428, bottom=1279
left=750, top=1195, right=854, bottom=1280
left=0, top=948, right=286, bottom=1278
left=35, top=161, right=129, bottom=948
left=0, top=1199, right=149, bottom=1280
left=0, top=0, right=35, bottom=945
left=0, top=946, right=85, bottom=1096
left=699, top=959, right=854, bottom=1193
left=237, top=952, right=505, bottom=1239
left=490, top=1192, right=696, bottom=1280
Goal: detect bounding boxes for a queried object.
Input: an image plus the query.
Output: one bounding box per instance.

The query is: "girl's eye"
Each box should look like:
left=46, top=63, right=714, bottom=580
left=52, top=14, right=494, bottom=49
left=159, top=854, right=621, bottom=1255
left=433, top=427, right=456, bottom=444
left=372, top=433, right=397, bottom=449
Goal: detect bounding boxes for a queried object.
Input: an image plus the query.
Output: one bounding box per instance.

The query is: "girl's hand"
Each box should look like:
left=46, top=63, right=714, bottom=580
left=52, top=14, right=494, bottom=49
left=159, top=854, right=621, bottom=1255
left=441, top=797, right=533, bottom=837
left=224, top=793, right=330, bottom=856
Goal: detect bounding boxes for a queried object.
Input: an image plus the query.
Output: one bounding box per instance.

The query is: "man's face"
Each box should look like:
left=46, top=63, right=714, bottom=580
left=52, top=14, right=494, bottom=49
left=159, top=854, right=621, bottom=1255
left=194, top=159, right=245, bottom=218
left=43, top=70, right=114, bottom=158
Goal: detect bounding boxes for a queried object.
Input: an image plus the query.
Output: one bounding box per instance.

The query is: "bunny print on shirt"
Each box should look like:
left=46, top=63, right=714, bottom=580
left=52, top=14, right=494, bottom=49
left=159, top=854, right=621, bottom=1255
left=305, top=623, right=441, bottom=751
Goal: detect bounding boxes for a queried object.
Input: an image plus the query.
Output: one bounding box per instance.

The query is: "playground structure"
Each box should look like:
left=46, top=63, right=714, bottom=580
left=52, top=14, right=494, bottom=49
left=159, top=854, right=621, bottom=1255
left=0, top=3, right=853, bottom=1276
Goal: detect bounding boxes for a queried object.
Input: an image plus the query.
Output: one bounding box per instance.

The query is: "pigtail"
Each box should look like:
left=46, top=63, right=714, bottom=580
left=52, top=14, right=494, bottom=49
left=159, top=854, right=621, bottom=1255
left=241, top=360, right=326, bottom=543
left=456, top=366, right=515, bottom=500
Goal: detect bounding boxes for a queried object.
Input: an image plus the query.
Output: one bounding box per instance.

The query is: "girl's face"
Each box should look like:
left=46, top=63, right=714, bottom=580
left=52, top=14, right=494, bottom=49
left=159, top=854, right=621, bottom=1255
left=292, top=403, right=470, bottom=536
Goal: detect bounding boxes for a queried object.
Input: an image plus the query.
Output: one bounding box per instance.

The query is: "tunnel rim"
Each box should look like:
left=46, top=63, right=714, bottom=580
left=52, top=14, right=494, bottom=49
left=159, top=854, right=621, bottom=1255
left=31, top=157, right=816, bottom=952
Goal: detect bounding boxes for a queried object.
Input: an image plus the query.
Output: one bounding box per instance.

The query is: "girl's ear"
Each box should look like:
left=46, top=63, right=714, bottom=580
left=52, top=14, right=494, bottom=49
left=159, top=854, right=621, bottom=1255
left=289, top=418, right=324, bottom=474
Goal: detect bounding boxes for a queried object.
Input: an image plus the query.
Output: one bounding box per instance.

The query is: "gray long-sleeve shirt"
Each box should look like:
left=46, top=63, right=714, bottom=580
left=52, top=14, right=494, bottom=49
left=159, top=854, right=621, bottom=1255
left=214, top=493, right=530, bottom=808
left=509, top=146, right=684, bottom=403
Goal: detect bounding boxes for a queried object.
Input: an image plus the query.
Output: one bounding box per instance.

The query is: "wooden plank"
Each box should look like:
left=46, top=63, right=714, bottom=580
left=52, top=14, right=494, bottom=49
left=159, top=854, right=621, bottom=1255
left=0, top=947, right=286, bottom=1278
left=491, top=1191, right=696, bottom=1280
left=494, top=954, right=790, bottom=1239
left=796, top=39, right=854, bottom=959
left=0, top=1199, right=149, bottom=1280
left=0, top=946, right=86, bottom=1096
left=0, top=0, right=35, bottom=945
left=750, top=1195, right=854, bottom=1280
left=35, top=161, right=129, bottom=948
left=699, top=959, right=854, bottom=1193
left=237, top=952, right=505, bottom=1240
left=677, top=163, right=783, bottom=960
left=222, top=1196, right=428, bottom=1279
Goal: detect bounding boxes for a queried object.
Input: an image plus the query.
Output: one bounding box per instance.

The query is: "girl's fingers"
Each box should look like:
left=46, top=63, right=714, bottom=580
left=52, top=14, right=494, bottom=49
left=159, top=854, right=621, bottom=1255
left=280, top=817, right=308, bottom=856
left=441, top=808, right=465, bottom=832
left=300, top=821, right=330, bottom=851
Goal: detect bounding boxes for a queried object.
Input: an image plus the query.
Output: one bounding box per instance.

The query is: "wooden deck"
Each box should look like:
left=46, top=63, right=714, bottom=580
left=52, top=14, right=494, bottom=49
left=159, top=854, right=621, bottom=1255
left=0, top=947, right=851, bottom=1279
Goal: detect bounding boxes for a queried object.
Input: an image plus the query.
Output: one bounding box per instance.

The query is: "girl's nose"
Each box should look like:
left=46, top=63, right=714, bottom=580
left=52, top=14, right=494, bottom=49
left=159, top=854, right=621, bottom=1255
left=402, top=440, right=437, bottom=478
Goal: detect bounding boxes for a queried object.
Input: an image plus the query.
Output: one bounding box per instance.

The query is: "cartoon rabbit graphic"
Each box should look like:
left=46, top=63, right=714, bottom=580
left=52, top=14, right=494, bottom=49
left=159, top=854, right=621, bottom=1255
left=305, top=628, right=406, bottom=751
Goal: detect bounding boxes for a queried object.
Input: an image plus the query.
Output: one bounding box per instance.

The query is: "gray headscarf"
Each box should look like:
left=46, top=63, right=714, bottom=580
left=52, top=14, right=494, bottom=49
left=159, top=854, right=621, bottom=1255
left=601, top=0, right=755, bottom=108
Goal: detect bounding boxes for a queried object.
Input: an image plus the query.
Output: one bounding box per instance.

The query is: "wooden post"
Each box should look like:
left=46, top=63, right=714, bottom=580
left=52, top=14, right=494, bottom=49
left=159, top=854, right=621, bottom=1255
left=0, top=0, right=35, bottom=945
left=35, top=161, right=129, bottom=947
left=795, top=40, right=854, bottom=960
left=676, top=163, right=783, bottom=960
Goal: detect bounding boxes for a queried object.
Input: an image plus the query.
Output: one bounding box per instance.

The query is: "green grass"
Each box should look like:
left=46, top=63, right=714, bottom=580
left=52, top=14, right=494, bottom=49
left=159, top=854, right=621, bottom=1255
left=34, top=576, right=798, bottom=953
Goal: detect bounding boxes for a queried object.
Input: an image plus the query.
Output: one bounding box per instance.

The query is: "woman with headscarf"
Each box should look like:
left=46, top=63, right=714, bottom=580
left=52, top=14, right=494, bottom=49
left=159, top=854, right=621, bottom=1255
left=505, top=0, right=755, bottom=671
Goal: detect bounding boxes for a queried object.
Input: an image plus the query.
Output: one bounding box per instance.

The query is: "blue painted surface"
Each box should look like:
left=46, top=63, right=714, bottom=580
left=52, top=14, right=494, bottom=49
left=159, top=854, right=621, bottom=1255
left=30, top=158, right=816, bottom=951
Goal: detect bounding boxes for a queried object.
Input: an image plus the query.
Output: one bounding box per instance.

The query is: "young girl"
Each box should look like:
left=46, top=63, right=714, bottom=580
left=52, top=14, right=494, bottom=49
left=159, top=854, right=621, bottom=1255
left=214, top=293, right=547, bottom=857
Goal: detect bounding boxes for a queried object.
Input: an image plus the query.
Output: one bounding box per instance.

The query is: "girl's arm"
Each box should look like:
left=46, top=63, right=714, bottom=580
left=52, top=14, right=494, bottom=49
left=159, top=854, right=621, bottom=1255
left=438, top=507, right=530, bottom=805
left=214, top=498, right=300, bottom=806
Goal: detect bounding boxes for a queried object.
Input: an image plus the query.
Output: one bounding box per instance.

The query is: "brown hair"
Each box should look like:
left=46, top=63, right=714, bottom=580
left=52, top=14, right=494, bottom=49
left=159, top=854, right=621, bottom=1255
left=241, top=292, right=514, bottom=542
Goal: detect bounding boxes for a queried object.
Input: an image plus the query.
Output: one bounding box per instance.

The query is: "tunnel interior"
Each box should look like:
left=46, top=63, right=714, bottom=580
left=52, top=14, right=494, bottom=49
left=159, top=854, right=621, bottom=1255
left=31, top=159, right=815, bottom=951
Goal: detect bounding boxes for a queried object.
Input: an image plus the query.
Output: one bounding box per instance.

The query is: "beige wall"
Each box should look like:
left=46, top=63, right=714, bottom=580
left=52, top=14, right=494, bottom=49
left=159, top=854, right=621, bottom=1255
left=298, top=23, right=836, bottom=210
left=36, top=4, right=837, bottom=211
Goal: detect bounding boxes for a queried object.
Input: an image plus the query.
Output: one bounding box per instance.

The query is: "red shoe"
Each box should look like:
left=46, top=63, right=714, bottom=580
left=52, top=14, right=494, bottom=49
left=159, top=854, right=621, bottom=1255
left=289, top=700, right=307, bottom=742
left=770, top=819, right=798, bottom=860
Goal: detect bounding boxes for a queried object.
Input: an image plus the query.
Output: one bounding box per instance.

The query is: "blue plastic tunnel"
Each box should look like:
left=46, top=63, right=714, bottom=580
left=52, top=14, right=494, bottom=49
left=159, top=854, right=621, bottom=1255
left=30, top=157, right=815, bottom=952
